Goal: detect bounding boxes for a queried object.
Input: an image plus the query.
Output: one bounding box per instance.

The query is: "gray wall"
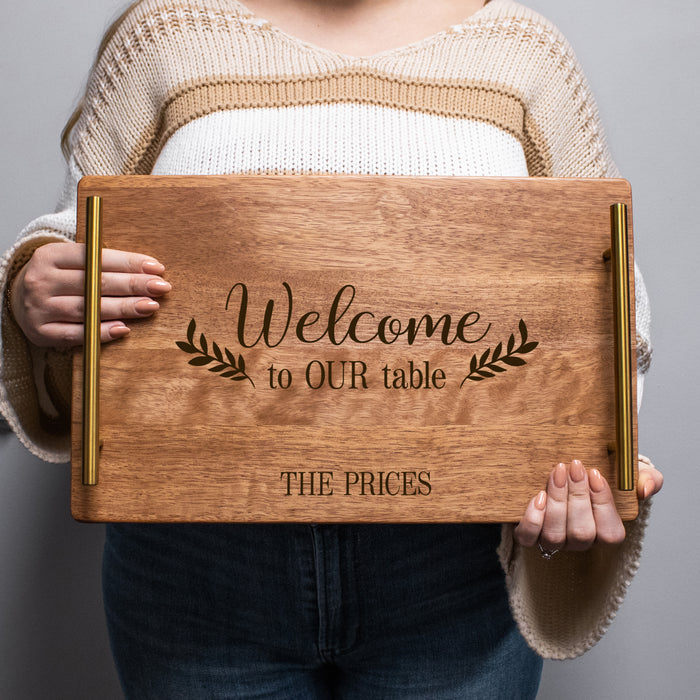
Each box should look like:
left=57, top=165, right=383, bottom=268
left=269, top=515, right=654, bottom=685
left=1, top=1, right=697, bottom=698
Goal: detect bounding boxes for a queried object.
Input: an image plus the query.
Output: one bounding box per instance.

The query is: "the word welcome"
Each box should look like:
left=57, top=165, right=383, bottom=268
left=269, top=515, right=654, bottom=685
left=224, top=282, right=490, bottom=348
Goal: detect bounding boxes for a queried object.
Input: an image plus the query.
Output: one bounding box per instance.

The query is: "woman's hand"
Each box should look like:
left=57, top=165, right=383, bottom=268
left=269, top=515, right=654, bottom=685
left=514, top=458, right=663, bottom=553
left=637, top=455, right=664, bottom=500
left=9, top=241, right=171, bottom=348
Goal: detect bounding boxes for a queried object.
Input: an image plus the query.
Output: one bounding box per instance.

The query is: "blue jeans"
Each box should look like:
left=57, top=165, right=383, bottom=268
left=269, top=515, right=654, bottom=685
left=103, top=523, right=542, bottom=699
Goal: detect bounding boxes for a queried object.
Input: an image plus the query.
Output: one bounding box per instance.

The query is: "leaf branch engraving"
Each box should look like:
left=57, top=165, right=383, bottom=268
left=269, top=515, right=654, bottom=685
left=176, top=318, right=255, bottom=387
left=460, top=319, right=538, bottom=387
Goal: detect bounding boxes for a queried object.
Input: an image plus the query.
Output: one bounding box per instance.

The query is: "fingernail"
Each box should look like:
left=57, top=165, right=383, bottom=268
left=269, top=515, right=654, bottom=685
left=643, top=480, right=654, bottom=499
left=142, top=260, right=165, bottom=274
left=147, top=279, right=172, bottom=294
left=570, top=459, right=586, bottom=483
left=553, top=463, right=567, bottom=488
left=589, top=468, right=605, bottom=493
left=135, top=299, right=159, bottom=315
left=535, top=490, right=547, bottom=510
left=109, top=324, right=130, bottom=339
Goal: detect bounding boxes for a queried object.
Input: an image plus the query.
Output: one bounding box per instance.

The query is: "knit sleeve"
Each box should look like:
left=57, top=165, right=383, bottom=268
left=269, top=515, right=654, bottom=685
left=0, top=0, right=167, bottom=461
left=513, top=8, right=653, bottom=385
left=0, top=158, right=83, bottom=462
left=66, top=1, right=173, bottom=177
left=497, top=5, right=654, bottom=659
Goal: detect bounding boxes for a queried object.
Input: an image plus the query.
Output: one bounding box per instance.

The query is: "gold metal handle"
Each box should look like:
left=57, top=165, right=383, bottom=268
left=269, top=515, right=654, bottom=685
left=610, top=203, right=634, bottom=491
left=82, top=196, right=102, bottom=486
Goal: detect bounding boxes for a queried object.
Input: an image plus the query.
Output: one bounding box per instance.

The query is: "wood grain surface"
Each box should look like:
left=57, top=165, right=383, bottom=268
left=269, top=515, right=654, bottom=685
left=71, top=176, right=638, bottom=522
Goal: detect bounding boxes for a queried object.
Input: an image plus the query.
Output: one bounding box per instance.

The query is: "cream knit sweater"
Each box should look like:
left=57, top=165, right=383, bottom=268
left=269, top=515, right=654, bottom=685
left=0, top=0, right=653, bottom=658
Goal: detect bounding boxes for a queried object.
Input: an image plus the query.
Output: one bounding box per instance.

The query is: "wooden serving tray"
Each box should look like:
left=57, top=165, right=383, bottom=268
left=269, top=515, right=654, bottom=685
left=71, top=176, right=638, bottom=523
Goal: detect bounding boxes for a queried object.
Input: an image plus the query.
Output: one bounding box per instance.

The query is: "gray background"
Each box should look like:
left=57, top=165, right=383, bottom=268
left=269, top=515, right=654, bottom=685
left=1, top=1, right=697, bottom=697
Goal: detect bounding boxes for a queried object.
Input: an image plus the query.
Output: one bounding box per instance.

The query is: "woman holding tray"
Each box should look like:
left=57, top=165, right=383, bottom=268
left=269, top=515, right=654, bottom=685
left=0, top=1, right=663, bottom=697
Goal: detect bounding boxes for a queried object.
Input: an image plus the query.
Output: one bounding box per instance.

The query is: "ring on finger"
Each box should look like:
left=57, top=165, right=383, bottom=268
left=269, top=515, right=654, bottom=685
left=537, top=541, right=560, bottom=560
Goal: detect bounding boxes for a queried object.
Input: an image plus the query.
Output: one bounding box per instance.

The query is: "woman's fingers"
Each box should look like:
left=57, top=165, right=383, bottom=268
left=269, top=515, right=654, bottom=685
left=34, top=293, right=163, bottom=347
left=29, top=243, right=168, bottom=298
left=514, top=490, right=547, bottom=547
left=517, top=461, right=629, bottom=555
left=42, top=242, right=164, bottom=275
left=102, top=270, right=171, bottom=297
left=637, top=456, right=664, bottom=500
left=36, top=321, right=131, bottom=346
left=564, top=459, right=596, bottom=551
left=36, top=268, right=170, bottom=299
left=101, top=247, right=165, bottom=275
left=589, top=468, right=626, bottom=545
left=43, top=295, right=161, bottom=323
left=539, top=462, right=568, bottom=552
left=13, top=241, right=170, bottom=347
